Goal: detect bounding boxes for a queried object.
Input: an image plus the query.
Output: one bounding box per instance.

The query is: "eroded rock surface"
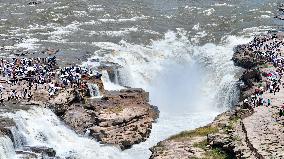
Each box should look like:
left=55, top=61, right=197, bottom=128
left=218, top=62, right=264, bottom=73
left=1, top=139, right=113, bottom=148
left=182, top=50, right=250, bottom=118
left=62, top=89, right=158, bottom=150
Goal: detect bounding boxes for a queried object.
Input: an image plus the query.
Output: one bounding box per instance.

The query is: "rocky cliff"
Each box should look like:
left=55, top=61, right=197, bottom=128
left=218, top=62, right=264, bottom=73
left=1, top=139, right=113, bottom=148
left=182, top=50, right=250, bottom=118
left=45, top=75, right=159, bottom=150
left=60, top=88, right=158, bottom=150
left=0, top=63, right=159, bottom=154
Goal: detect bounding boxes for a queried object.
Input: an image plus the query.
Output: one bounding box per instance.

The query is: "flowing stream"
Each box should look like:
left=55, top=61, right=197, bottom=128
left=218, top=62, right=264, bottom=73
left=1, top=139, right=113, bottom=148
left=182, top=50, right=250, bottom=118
left=87, top=83, right=101, bottom=97
left=2, top=107, right=129, bottom=159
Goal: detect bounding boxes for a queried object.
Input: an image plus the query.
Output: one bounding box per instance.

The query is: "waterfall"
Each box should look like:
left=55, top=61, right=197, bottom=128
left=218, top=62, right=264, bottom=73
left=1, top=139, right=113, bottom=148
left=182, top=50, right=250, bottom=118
left=2, top=107, right=129, bottom=159
left=114, top=70, right=119, bottom=84
left=10, top=127, right=25, bottom=149
left=101, top=70, right=125, bottom=90
left=0, top=136, right=16, bottom=159
left=84, top=31, right=253, bottom=158
left=101, top=70, right=111, bottom=83
left=87, top=83, right=101, bottom=97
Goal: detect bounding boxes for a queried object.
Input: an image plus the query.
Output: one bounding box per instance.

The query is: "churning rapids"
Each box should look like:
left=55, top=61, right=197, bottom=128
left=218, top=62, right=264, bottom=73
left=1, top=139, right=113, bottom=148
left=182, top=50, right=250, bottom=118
left=0, top=0, right=283, bottom=158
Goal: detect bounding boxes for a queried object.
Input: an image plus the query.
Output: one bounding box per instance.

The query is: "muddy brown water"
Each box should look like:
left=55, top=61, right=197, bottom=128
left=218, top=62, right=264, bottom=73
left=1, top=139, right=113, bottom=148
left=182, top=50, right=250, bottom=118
left=1, top=0, right=284, bottom=159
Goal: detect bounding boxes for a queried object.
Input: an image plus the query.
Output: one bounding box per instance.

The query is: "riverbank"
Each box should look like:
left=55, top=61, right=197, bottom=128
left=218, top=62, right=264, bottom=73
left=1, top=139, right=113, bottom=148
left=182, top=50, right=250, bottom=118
left=0, top=55, right=159, bottom=158
left=149, top=31, right=284, bottom=159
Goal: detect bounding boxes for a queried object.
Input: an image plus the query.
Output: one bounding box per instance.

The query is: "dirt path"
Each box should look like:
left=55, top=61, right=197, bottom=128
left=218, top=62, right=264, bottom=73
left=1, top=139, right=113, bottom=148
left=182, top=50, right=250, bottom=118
left=243, top=67, right=284, bottom=158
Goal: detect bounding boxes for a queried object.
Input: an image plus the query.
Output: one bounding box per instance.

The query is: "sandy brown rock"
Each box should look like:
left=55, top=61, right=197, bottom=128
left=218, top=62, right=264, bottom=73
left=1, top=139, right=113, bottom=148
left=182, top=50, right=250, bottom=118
left=47, top=88, right=78, bottom=116
left=89, top=106, right=155, bottom=150
left=61, top=88, right=158, bottom=150
left=150, top=137, right=207, bottom=159
left=62, top=105, right=94, bottom=134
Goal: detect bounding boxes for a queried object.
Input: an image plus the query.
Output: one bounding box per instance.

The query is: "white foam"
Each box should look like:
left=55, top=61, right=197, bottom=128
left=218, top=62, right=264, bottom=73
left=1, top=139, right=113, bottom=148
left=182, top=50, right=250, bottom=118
left=84, top=20, right=101, bottom=25
left=192, top=23, right=200, bottom=30
left=73, top=11, right=87, bottom=17
left=51, top=21, right=80, bottom=35
left=117, top=16, right=149, bottom=22
left=35, top=9, right=44, bottom=13
left=259, top=11, right=273, bottom=14
left=0, top=136, right=16, bottom=159
left=101, top=70, right=125, bottom=90
left=249, top=8, right=259, bottom=12
left=98, top=16, right=149, bottom=23
left=3, top=107, right=129, bottom=159
left=260, top=15, right=271, bottom=18
left=213, top=3, right=234, bottom=7
left=241, top=26, right=274, bottom=36
left=54, top=6, right=69, bottom=10
left=47, top=21, right=81, bottom=43
left=15, top=38, right=40, bottom=50
left=191, top=31, right=208, bottom=43
left=203, top=8, right=215, bottom=16
left=90, top=28, right=138, bottom=37
left=88, top=5, right=105, bottom=12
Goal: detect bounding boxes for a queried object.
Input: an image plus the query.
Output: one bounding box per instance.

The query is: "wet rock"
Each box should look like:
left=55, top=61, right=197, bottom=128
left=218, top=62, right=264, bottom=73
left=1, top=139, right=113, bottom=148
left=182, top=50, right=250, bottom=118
left=63, top=105, right=94, bottom=134
left=239, top=69, right=262, bottom=100
left=27, top=1, right=41, bottom=5
left=275, top=14, right=284, bottom=20
left=150, top=136, right=207, bottom=159
left=278, top=3, right=284, bottom=11
left=97, top=61, right=122, bottom=71
left=241, top=69, right=262, bottom=87
left=83, top=76, right=105, bottom=96
left=0, top=117, right=16, bottom=140
left=62, top=89, right=158, bottom=150
left=48, top=89, right=78, bottom=116
left=232, top=45, right=262, bottom=69
left=41, top=48, right=60, bottom=55
left=15, top=150, right=38, bottom=159
left=28, top=146, right=56, bottom=157
left=15, top=146, right=57, bottom=158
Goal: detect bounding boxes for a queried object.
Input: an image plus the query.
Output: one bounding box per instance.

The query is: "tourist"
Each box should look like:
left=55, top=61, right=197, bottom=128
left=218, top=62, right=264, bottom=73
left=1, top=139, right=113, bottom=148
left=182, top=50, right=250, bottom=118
left=267, top=98, right=271, bottom=106
left=280, top=109, right=283, bottom=117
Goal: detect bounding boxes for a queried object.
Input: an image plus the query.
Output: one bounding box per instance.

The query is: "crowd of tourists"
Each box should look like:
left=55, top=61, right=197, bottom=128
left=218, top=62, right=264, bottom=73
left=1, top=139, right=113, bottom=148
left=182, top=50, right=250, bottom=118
left=241, top=34, right=284, bottom=117
left=236, top=34, right=284, bottom=64
left=0, top=56, right=100, bottom=102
